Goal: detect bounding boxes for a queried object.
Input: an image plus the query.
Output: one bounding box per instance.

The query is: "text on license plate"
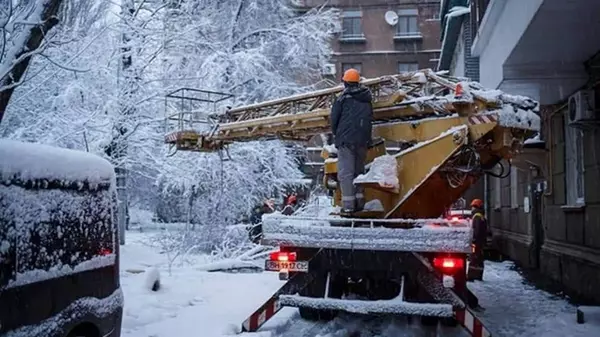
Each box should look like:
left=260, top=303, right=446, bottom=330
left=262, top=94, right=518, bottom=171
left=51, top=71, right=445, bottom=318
left=266, top=260, right=309, bottom=272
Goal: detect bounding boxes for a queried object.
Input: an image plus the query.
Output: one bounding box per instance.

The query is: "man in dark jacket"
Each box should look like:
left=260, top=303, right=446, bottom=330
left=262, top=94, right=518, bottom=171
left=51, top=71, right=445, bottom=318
left=248, top=199, right=275, bottom=243
left=468, top=198, right=487, bottom=281
left=330, top=68, right=373, bottom=215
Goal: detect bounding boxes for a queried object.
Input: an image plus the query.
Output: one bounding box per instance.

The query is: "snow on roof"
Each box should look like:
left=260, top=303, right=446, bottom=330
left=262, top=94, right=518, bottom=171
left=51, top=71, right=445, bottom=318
left=438, top=6, right=471, bottom=71
left=0, top=139, right=115, bottom=185
left=446, top=6, right=470, bottom=19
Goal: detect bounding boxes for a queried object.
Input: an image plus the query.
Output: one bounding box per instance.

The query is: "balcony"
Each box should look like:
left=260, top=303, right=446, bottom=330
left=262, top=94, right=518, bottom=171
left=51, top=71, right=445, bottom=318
left=471, top=0, right=600, bottom=104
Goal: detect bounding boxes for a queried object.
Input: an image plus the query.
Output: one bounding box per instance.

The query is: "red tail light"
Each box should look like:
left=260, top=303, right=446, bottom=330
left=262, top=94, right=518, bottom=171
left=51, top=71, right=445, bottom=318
left=269, top=251, right=296, bottom=262
left=433, top=257, right=464, bottom=270
left=451, top=216, right=460, bottom=221
left=99, top=248, right=112, bottom=256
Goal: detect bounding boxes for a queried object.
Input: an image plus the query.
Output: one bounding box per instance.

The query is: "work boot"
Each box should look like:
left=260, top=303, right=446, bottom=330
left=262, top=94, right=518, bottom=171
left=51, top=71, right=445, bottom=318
left=340, top=208, right=355, bottom=217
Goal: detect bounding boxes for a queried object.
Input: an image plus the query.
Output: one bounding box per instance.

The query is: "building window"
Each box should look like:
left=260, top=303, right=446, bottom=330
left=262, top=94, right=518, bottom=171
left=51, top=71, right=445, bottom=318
left=341, top=10, right=363, bottom=38
left=510, top=167, right=518, bottom=209
left=564, top=115, right=585, bottom=205
left=398, top=62, right=419, bottom=73
left=342, top=63, right=362, bottom=74
left=493, top=177, right=501, bottom=210
left=397, top=9, right=419, bottom=36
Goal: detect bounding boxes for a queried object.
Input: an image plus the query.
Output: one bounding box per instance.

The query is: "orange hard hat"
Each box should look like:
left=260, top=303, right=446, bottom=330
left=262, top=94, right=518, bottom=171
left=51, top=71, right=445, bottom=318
left=470, top=199, right=483, bottom=208
left=342, top=68, right=360, bottom=83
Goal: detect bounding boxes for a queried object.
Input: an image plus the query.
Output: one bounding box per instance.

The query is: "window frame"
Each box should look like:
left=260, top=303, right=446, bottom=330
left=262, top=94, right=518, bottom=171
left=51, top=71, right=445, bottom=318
left=341, top=10, right=363, bottom=38
left=564, top=115, right=585, bottom=206
left=397, top=62, right=419, bottom=73
left=510, top=167, right=519, bottom=209
left=396, top=9, right=420, bottom=37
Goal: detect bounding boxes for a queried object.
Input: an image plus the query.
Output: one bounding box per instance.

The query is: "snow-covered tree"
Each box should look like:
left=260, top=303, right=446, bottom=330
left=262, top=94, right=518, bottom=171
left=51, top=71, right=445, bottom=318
left=0, top=0, right=66, bottom=122
left=1, top=0, right=340, bottom=250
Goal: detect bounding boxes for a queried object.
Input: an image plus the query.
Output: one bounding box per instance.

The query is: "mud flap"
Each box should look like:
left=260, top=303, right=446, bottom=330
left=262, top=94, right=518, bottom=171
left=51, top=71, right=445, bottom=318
left=240, top=272, right=314, bottom=332
left=411, top=252, right=492, bottom=336
left=455, top=309, right=492, bottom=337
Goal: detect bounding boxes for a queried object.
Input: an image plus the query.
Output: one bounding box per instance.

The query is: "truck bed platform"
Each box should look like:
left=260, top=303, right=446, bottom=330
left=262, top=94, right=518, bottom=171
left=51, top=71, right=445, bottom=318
left=262, top=215, right=472, bottom=253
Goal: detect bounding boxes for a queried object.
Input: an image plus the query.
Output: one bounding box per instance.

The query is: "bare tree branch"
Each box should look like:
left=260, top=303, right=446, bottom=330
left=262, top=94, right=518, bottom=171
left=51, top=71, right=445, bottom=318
left=0, top=0, right=64, bottom=123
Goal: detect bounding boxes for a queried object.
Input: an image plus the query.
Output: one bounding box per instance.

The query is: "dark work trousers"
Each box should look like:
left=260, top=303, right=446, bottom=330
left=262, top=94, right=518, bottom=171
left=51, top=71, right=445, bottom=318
left=337, top=144, right=367, bottom=211
left=468, top=243, right=485, bottom=281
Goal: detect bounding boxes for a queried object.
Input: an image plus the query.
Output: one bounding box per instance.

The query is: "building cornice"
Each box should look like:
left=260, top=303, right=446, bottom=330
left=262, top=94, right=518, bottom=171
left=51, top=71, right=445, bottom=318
left=331, top=49, right=441, bottom=56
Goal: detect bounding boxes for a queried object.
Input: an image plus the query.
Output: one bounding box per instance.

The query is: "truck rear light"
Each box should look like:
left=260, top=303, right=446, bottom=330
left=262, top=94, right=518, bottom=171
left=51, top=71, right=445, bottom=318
left=269, top=251, right=296, bottom=262
left=433, top=257, right=464, bottom=270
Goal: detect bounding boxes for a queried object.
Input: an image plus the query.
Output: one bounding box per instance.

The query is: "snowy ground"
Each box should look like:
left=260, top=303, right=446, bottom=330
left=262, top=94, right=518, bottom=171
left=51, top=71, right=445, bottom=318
left=119, top=232, right=600, bottom=337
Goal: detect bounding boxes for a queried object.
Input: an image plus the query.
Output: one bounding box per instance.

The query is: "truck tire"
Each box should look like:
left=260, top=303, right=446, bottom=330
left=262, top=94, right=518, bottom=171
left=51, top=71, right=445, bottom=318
left=299, top=307, right=321, bottom=321
left=440, top=317, right=458, bottom=327
left=420, top=315, right=439, bottom=326
left=365, top=278, right=399, bottom=300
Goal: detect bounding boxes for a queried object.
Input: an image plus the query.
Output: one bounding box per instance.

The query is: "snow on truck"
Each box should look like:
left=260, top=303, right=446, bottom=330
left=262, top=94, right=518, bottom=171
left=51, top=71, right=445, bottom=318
left=164, top=69, right=540, bottom=336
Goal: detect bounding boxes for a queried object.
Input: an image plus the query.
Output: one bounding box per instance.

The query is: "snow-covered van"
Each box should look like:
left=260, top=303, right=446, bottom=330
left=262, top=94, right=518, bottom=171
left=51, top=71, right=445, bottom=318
left=0, top=140, right=123, bottom=337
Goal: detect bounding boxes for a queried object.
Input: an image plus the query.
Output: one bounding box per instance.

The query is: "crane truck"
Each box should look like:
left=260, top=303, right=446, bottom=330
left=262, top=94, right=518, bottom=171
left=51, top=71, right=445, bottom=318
left=164, top=69, right=540, bottom=337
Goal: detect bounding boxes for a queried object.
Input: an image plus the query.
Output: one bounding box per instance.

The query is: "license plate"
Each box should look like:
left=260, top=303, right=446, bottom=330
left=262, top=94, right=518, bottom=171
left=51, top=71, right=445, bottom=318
left=265, top=260, right=309, bottom=272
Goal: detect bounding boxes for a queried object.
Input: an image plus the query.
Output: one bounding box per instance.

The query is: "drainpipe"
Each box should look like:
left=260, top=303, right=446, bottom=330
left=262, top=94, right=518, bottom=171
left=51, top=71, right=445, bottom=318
left=484, top=175, right=489, bottom=215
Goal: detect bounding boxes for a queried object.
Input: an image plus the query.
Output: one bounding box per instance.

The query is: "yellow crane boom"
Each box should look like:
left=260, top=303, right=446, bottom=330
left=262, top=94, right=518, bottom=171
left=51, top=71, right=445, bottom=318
left=164, top=69, right=540, bottom=222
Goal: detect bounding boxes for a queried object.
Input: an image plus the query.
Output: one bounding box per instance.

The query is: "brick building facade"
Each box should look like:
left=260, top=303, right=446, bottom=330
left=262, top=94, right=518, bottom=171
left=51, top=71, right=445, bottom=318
left=295, top=0, right=441, bottom=79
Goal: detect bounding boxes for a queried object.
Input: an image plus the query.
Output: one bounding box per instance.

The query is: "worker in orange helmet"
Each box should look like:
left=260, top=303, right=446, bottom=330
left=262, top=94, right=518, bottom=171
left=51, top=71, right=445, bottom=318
left=331, top=68, right=373, bottom=216
left=468, top=198, right=487, bottom=281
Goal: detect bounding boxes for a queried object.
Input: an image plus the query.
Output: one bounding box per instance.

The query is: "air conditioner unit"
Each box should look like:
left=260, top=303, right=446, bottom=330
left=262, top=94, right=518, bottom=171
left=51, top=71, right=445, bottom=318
left=568, top=90, right=597, bottom=126
left=322, top=63, right=336, bottom=76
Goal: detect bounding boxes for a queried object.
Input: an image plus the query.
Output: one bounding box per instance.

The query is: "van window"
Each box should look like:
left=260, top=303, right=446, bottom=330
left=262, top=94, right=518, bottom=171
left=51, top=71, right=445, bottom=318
left=0, top=139, right=117, bottom=289
left=0, top=180, right=116, bottom=287
left=2, top=181, right=116, bottom=288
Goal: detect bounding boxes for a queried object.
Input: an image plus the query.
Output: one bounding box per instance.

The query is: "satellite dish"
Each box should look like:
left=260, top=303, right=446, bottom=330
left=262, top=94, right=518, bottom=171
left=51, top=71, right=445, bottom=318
left=385, top=11, right=399, bottom=26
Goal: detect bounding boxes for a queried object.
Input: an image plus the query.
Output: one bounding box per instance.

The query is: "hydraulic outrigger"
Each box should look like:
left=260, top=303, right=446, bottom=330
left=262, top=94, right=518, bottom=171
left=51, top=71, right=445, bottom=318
left=164, top=69, right=540, bottom=336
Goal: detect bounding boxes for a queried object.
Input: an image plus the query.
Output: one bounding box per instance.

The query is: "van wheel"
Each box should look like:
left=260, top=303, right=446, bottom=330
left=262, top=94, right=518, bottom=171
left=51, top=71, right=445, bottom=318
left=67, top=323, right=100, bottom=337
